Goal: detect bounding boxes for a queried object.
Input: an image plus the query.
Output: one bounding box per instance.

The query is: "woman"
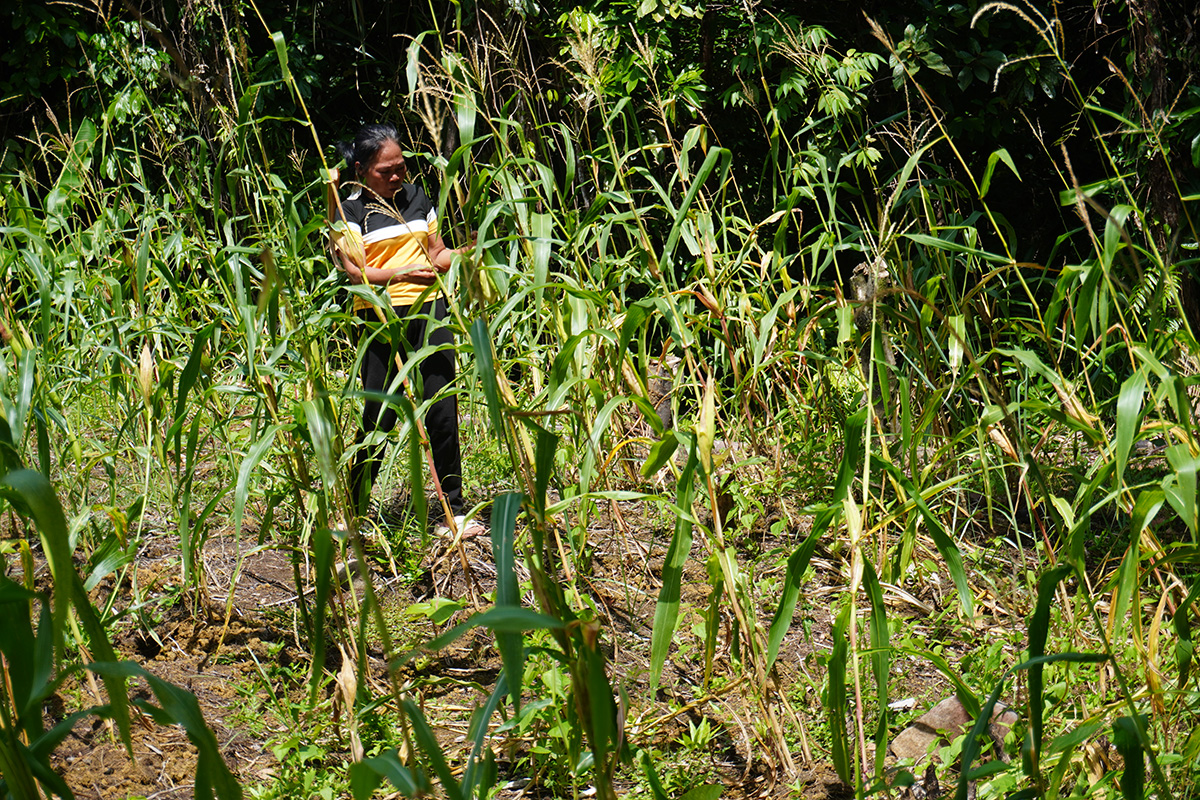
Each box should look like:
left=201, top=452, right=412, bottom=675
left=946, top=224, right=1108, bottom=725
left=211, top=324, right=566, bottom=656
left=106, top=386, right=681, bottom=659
left=329, top=123, right=481, bottom=538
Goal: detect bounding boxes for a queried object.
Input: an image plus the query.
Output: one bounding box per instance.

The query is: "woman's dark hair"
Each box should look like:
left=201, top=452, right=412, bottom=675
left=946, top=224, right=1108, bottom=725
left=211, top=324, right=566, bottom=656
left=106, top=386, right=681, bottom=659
left=334, top=123, right=401, bottom=180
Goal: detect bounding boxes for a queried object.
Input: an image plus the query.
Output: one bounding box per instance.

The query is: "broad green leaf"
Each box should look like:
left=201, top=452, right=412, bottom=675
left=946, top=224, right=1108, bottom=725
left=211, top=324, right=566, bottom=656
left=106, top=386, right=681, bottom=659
left=271, top=32, right=292, bottom=84
left=1024, top=565, right=1074, bottom=784
left=827, top=603, right=852, bottom=785
left=1116, top=371, right=1146, bottom=487
left=767, top=527, right=823, bottom=669
left=958, top=652, right=1107, bottom=800
left=491, top=492, right=525, bottom=710
left=232, top=425, right=281, bottom=539
left=870, top=455, right=974, bottom=618
left=1112, top=715, right=1148, bottom=800
left=948, top=314, right=965, bottom=377
left=650, top=443, right=697, bottom=689
left=902, top=233, right=1009, bottom=263
left=641, top=431, right=679, bottom=478
left=979, top=147, right=1021, bottom=198
left=403, top=699, right=464, bottom=800
left=1165, top=444, right=1199, bottom=536
left=1102, top=205, right=1135, bottom=272
left=89, top=661, right=241, bottom=800
left=308, top=527, right=333, bottom=704
left=469, top=318, right=503, bottom=435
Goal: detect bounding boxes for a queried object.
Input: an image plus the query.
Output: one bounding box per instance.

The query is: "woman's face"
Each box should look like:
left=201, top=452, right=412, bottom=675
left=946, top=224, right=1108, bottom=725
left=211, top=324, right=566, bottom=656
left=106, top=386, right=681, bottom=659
left=359, top=139, right=406, bottom=199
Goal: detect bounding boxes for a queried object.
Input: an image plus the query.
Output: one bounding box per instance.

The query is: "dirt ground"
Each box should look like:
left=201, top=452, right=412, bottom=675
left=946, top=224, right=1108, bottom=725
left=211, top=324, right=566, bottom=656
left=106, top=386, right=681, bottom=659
left=16, top=493, right=1030, bottom=800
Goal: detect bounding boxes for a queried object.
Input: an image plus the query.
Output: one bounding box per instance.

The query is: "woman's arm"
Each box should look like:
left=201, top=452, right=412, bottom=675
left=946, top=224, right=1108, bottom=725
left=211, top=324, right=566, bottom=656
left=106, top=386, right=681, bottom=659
left=427, top=231, right=475, bottom=272
left=335, top=249, right=436, bottom=286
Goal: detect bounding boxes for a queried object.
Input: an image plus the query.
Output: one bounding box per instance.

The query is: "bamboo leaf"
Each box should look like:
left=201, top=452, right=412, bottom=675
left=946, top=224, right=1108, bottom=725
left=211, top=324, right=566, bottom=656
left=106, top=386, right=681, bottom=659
left=1116, top=371, right=1146, bottom=487
left=661, top=147, right=731, bottom=271
left=979, top=147, right=1021, bottom=199
left=902, top=233, right=1009, bottom=263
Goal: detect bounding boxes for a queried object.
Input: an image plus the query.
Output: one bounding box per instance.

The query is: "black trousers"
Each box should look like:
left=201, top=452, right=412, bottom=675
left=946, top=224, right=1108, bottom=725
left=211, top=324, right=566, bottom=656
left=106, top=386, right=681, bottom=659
left=349, top=298, right=463, bottom=517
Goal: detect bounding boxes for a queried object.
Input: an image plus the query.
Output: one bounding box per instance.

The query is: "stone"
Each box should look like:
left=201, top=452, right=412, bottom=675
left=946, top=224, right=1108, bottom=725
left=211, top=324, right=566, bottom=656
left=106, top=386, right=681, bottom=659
left=890, top=694, right=1018, bottom=763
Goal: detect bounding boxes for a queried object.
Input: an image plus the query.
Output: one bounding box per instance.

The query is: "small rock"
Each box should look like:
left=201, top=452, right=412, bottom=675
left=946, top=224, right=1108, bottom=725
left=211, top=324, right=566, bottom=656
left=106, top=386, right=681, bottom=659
left=890, top=695, right=1017, bottom=763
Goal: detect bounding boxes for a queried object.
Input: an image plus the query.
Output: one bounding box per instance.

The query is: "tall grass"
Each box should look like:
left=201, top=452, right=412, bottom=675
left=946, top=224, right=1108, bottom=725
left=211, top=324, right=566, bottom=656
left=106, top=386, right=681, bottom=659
left=3, top=2, right=1200, bottom=797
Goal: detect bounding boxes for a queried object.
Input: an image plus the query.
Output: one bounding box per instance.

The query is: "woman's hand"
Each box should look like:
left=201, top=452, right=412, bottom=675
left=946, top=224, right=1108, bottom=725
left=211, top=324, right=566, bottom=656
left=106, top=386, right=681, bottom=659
left=396, top=265, right=437, bottom=285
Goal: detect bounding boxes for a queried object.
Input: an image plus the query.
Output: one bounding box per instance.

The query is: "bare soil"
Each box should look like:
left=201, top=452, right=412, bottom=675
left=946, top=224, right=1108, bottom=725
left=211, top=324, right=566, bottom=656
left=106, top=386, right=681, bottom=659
left=19, top=491, right=1033, bottom=800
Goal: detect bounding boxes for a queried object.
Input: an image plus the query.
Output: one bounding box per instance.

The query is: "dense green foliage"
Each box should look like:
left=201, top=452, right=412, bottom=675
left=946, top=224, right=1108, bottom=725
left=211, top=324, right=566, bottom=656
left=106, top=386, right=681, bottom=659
left=3, top=0, right=1200, bottom=798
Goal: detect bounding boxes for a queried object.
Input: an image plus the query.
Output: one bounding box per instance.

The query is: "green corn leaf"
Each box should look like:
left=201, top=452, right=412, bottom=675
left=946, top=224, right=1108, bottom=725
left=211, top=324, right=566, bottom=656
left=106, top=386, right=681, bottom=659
left=580, top=623, right=617, bottom=781
left=1174, top=573, right=1200, bottom=687
left=894, top=645, right=979, bottom=716
left=650, top=443, right=697, bottom=690
left=0, top=579, right=40, bottom=743
left=491, top=492, right=525, bottom=710
left=463, top=674, right=508, bottom=794
left=1165, top=444, right=1200, bottom=536
left=870, top=455, right=974, bottom=618
left=1, top=471, right=72, bottom=665
left=1102, top=205, right=1135, bottom=271
left=863, top=559, right=889, bottom=702
left=308, top=527, right=333, bottom=705
left=863, top=558, right=890, bottom=775
left=661, top=147, right=731, bottom=272
left=350, top=750, right=421, bottom=798
left=769, top=408, right=869, bottom=666
left=1112, top=539, right=1140, bottom=662
left=530, top=211, right=553, bottom=305
left=168, top=323, right=214, bottom=453
left=639, top=748, right=671, bottom=800
left=232, top=425, right=281, bottom=540
left=902, top=233, right=1009, bottom=264
left=1025, top=564, right=1074, bottom=782
left=767, top=526, right=823, bottom=669
left=1112, top=715, right=1148, bottom=800
left=958, top=652, right=1107, bottom=800
left=401, top=396, right=427, bottom=531
left=948, top=314, right=965, bottom=377
left=641, top=431, right=679, bottom=478
left=469, top=318, right=503, bottom=436
left=533, top=422, right=558, bottom=518
left=89, top=661, right=241, bottom=800
left=271, top=32, right=292, bottom=85
left=827, top=603, right=852, bottom=785
left=403, top=698, right=465, bottom=800
left=348, top=761, right=385, bottom=800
